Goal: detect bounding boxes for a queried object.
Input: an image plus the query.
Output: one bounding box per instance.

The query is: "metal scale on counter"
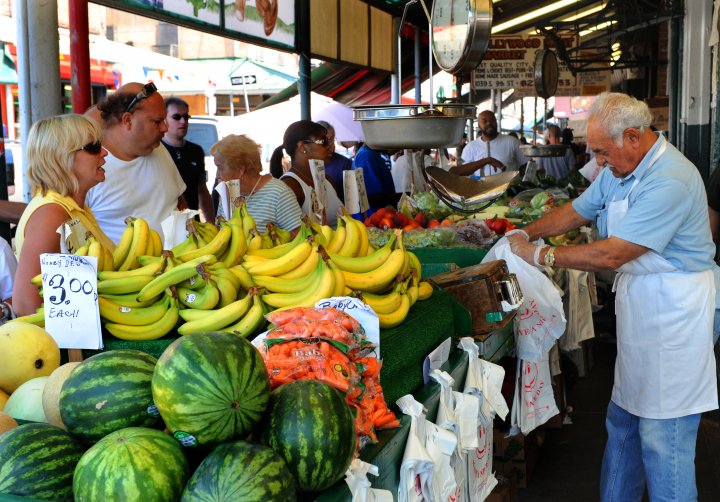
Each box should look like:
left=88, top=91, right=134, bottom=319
left=352, top=0, right=524, bottom=320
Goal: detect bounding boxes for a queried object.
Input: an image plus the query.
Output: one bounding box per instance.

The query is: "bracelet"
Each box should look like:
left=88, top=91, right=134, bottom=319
left=0, top=301, right=13, bottom=320
left=533, top=246, right=543, bottom=266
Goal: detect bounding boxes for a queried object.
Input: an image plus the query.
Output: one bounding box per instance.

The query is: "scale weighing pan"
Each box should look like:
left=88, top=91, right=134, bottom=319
left=423, top=166, right=518, bottom=213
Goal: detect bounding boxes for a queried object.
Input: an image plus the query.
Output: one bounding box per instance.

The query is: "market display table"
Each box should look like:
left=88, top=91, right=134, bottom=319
left=413, top=246, right=488, bottom=270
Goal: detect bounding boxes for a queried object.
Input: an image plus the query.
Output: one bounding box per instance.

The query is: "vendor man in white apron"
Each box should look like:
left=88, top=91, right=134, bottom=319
left=507, top=92, right=717, bottom=501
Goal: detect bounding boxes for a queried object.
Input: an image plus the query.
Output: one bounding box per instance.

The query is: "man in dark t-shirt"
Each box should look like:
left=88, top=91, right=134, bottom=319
left=162, top=97, right=215, bottom=221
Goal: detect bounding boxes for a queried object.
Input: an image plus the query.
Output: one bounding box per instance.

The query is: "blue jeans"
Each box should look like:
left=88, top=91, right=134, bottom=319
left=600, top=401, right=701, bottom=502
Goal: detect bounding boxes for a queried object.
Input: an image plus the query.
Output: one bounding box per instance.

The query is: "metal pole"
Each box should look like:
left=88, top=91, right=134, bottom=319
left=414, top=26, right=421, bottom=103
left=69, top=0, right=91, bottom=113
left=391, top=17, right=400, bottom=104
left=242, top=79, right=250, bottom=112
left=297, top=0, right=311, bottom=120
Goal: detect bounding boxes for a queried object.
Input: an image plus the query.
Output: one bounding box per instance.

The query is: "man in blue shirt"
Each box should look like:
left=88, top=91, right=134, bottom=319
left=508, top=92, right=717, bottom=501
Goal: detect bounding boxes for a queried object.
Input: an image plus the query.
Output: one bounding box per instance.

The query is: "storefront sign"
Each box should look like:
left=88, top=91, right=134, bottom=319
left=472, top=35, right=610, bottom=97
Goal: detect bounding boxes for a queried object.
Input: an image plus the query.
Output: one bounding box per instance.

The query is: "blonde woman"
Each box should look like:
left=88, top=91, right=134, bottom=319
left=211, top=134, right=302, bottom=232
left=13, top=114, right=114, bottom=316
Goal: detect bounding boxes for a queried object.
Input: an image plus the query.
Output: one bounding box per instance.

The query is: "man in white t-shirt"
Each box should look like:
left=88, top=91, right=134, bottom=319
left=85, top=82, right=186, bottom=243
left=451, top=110, right=527, bottom=178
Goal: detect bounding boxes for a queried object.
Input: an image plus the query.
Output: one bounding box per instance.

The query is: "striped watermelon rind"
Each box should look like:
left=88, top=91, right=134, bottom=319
left=0, top=423, right=85, bottom=501
left=181, top=440, right=296, bottom=501
left=59, top=349, right=159, bottom=443
left=259, top=379, right=356, bottom=492
left=152, top=332, right=270, bottom=447
left=73, top=427, right=189, bottom=502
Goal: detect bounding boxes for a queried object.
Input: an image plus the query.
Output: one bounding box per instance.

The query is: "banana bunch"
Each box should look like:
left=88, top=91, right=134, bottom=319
left=75, top=236, right=114, bottom=272
left=102, top=289, right=180, bottom=341
left=112, top=217, right=163, bottom=271
left=177, top=286, right=266, bottom=337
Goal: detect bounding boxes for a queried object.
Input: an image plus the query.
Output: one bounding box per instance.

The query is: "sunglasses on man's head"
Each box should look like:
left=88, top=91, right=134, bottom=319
left=303, top=137, right=330, bottom=147
left=80, top=141, right=103, bottom=155
left=125, top=82, right=158, bottom=113
left=170, top=113, right=191, bottom=121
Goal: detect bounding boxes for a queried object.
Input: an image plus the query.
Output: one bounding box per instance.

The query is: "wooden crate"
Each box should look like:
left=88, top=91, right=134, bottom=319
left=429, top=260, right=518, bottom=335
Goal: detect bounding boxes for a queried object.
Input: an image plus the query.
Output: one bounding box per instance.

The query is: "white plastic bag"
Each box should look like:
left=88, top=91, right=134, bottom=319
left=430, top=370, right=469, bottom=502
left=510, top=356, right=559, bottom=435
left=483, top=238, right=567, bottom=361
left=160, top=209, right=200, bottom=249
left=397, top=395, right=435, bottom=502
left=344, top=460, right=394, bottom=502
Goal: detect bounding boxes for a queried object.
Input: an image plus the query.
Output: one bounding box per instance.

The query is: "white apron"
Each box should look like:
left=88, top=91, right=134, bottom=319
left=609, top=137, right=717, bottom=418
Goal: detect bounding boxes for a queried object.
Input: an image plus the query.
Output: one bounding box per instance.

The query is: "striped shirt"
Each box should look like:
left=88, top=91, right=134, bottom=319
left=245, top=178, right=303, bottom=231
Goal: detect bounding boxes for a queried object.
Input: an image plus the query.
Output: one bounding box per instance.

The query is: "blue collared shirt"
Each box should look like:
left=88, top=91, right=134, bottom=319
left=572, top=135, right=715, bottom=272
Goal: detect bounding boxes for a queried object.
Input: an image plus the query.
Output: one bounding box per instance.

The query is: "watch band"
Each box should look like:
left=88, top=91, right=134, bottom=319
left=544, top=246, right=556, bottom=267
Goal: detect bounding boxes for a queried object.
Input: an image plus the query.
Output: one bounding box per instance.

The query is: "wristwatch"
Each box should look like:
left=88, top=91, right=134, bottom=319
left=543, top=247, right=556, bottom=267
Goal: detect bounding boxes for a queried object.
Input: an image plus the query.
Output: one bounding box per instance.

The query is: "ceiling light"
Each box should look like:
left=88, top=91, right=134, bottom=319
left=492, top=0, right=579, bottom=33
left=579, top=20, right=616, bottom=37
left=560, top=3, right=606, bottom=22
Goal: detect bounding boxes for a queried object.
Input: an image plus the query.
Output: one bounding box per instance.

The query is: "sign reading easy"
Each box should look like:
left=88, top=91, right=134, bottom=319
left=231, top=75, right=257, bottom=85
left=40, top=253, right=103, bottom=350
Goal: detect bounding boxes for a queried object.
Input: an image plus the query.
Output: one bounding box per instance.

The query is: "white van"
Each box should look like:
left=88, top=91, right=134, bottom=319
left=185, top=116, right=237, bottom=195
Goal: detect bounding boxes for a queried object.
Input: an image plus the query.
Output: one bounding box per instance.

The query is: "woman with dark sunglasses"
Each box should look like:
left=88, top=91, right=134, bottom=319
left=270, top=120, right=343, bottom=227
left=13, top=114, right=114, bottom=316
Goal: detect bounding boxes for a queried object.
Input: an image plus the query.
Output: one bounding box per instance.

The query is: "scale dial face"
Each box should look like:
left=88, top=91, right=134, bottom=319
left=432, top=0, right=492, bottom=74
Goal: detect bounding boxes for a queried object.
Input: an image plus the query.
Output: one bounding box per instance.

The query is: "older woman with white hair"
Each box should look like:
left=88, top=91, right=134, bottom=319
left=13, top=114, right=114, bottom=316
left=211, top=134, right=302, bottom=232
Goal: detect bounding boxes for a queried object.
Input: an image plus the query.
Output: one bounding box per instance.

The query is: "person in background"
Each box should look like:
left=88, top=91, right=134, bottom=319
left=508, top=92, right=717, bottom=501
left=391, top=149, right=432, bottom=193
left=211, top=134, right=301, bottom=232
left=352, top=143, right=399, bottom=213
left=562, top=127, right=587, bottom=168
left=85, top=82, right=186, bottom=243
left=537, top=124, right=576, bottom=180
left=13, top=114, right=115, bottom=316
left=316, top=120, right=352, bottom=203
left=451, top=110, right=527, bottom=178
left=162, top=97, right=215, bottom=222
left=270, top=120, right=343, bottom=227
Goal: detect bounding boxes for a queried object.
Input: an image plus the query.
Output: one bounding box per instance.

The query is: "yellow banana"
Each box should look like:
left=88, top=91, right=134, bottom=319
left=417, top=281, right=433, bottom=301
left=195, top=221, right=219, bottom=242
left=112, top=222, right=135, bottom=269
left=328, top=234, right=395, bottom=273
left=179, top=309, right=215, bottom=322
left=262, top=256, right=335, bottom=309
left=97, top=275, right=156, bottom=295
left=87, top=238, right=105, bottom=271
left=243, top=241, right=313, bottom=277
left=101, top=292, right=162, bottom=308
left=214, top=275, right=239, bottom=308
left=377, top=292, right=410, bottom=329
left=136, top=254, right=216, bottom=302
left=275, top=226, right=292, bottom=244
left=320, top=225, right=335, bottom=247
left=253, top=256, right=325, bottom=294
left=355, top=218, right=370, bottom=257
left=179, top=273, right=206, bottom=290
left=246, top=229, right=263, bottom=253
left=137, top=255, right=164, bottom=267
left=75, top=242, right=90, bottom=256
left=104, top=297, right=179, bottom=341
left=101, top=244, right=115, bottom=272
left=207, top=265, right=242, bottom=291
left=277, top=245, right=319, bottom=279
left=99, top=295, right=170, bottom=326
left=171, top=235, right=197, bottom=256
left=177, top=224, right=232, bottom=262
left=240, top=202, right=257, bottom=237
left=341, top=248, right=406, bottom=294
left=178, top=292, right=254, bottom=335
left=247, top=224, right=310, bottom=259
left=366, top=243, right=377, bottom=256
left=329, top=259, right=346, bottom=297
left=221, top=292, right=265, bottom=337
left=407, top=273, right=419, bottom=307
left=338, top=215, right=361, bottom=257
left=148, top=229, right=163, bottom=257
left=219, top=222, right=247, bottom=268
left=97, top=257, right=166, bottom=281
left=358, top=281, right=404, bottom=315
left=408, top=251, right=423, bottom=280
left=177, top=279, right=220, bottom=310
left=10, top=307, right=45, bottom=327
left=119, top=217, right=150, bottom=272
left=260, top=230, right=274, bottom=249
left=305, top=217, right=328, bottom=247
left=327, top=220, right=346, bottom=253
left=229, top=265, right=255, bottom=289
left=30, top=274, right=43, bottom=287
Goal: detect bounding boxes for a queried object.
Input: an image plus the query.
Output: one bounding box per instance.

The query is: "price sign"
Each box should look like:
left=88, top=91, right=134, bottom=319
left=308, top=160, right=328, bottom=210
left=315, top=296, right=380, bottom=358
left=40, top=253, right=102, bottom=349
left=343, top=169, right=370, bottom=215
left=61, top=219, right=90, bottom=254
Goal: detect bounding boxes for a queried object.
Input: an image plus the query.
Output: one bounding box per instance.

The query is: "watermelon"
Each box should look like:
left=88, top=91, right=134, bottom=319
left=259, top=380, right=356, bottom=492
left=152, top=332, right=270, bottom=447
left=181, top=440, right=296, bottom=501
left=59, top=350, right=159, bottom=443
left=0, top=423, right=85, bottom=501
left=73, top=427, right=189, bottom=502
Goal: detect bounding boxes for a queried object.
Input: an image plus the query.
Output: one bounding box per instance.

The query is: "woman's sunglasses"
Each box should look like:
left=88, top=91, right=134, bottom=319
left=79, top=141, right=103, bottom=155
left=302, top=137, right=330, bottom=147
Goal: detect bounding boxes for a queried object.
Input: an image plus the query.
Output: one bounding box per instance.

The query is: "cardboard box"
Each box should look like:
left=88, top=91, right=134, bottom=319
left=492, top=430, right=540, bottom=488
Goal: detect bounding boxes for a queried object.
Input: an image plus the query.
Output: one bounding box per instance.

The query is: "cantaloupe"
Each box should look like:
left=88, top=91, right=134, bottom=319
left=4, top=377, right=49, bottom=423
left=42, top=362, right=80, bottom=429
left=0, top=411, right=17, bottom=435
left=0, top=322, right=60, bottom=394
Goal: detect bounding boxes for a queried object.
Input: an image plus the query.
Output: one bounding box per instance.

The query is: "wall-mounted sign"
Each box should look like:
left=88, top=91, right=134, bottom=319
left=471, top=35, right=611, bottom=97
left=231, top=74, right=257, bottom=85
left=99, top=0, right=296, bottom=52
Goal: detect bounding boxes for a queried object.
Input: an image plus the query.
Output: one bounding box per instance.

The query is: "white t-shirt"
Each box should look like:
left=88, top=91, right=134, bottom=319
left=0, top=237, right=16, bottom=300
left=86, top=146, right=186, bottom=243
left=391, top=153, right=433, bottom=193
left=461, top=135, right=527, bottom=177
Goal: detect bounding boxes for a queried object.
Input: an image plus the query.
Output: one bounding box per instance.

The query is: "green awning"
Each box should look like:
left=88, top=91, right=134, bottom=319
left=0, top=43, right=17, bottom=85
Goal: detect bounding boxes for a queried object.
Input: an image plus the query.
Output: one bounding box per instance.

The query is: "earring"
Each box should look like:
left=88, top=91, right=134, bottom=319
left=303, top=149, right=307, bottom=154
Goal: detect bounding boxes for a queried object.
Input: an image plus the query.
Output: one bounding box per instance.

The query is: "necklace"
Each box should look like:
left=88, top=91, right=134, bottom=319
left=291, top=168, right=313, bottom=187
left=242, top=174, right=264, bottom=199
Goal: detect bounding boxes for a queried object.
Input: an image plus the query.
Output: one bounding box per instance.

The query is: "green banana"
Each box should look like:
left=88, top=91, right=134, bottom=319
left=177, top=279, right=220, bottom=310
left=207, top=264, right=242, bottom=291
left=178, top=309, right=215, bottom=322
left=136, top=254, right=216, bottom=302
left=97, top=257, right=165, bottom=281
left=101, top=292, right=162, bottom=308
left=104, top=297, right=179, bottom=340
left=99, top=295, right=170, bottom=326
left=247, top=224, right=310, bottom=260
left=214, top=275, right=239, bottom=308
left=98, top=275, right=156, bottom=295
left=136, top=255, right=164, bottom=267
left=229, top=264, right=255, bottom=289
left=177, top=292, right=253, bottom=335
